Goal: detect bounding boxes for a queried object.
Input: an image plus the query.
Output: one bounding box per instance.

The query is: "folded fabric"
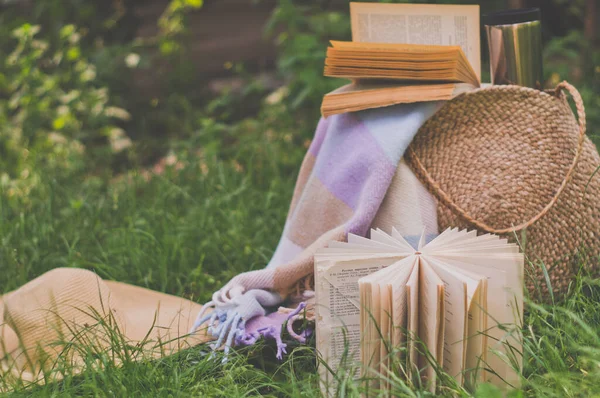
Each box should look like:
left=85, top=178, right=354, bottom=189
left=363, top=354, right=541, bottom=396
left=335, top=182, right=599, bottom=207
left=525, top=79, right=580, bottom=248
left=191, top=102, right=442, bottom=357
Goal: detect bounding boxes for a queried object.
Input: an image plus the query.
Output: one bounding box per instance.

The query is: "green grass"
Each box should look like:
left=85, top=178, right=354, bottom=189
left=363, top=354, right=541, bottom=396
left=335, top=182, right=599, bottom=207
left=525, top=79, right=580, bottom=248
left=1, top=107, right=600, bottom=397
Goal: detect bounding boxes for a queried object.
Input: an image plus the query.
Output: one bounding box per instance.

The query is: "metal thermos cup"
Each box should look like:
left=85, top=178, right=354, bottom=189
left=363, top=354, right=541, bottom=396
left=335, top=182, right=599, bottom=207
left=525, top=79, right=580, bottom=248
left=484, top=8, right=542, bottom=88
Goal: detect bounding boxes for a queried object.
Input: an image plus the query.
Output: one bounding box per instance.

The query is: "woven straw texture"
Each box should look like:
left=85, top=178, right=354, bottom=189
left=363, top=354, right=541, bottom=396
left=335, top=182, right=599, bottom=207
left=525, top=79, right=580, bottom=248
left=406, top=82, right=600, bottom=298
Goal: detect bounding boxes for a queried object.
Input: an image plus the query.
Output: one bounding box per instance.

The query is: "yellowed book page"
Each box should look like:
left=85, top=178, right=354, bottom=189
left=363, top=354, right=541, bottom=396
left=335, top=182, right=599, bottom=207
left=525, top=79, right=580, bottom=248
left=382, top=258, right=418, bottom=394
left=418, top=259, right=445, bottom=391
left=372, top=256, right=419, bottom=389
left=359, top=280, right=381, bottom=392
left=327, top=51, right=459, bottom=62
left=319, top=248, right=402, bottom=256
left=325, top=58, right=459, bottom=70
left=357, top=257, right=413, bottom=383
left=331, top=82, right=461, bottom=95
left=350, top=230, right=406, bottom=250
left=321, top=83, right=475, bottom=117
left=429, top=254, right=522, bottom=388
left=464, top=280, right=487, bottom=387
left=323, top=66, right=460, bottom=80
left=428, top=231, right=514, bottom=253
left=359, top=281, right=368, bottom=373
left=411, top=228, right=522, bottom=388
left=350, top=2, right=480, bottom=81
left=369, top=282, right=382, bottom=389
left=387, top=257, right=418, bottom=351
left=315, top=257, right=402, bottom=394
left=330, top=40, right=459, bottom=53
left=405, top=260, right=419, bottom=378
left=433, top=253, right=522, bottom=319
left=422, top=256, right=487, bottom=386
left=372, top=228, right=413, bottom=249
left=435, top=262, right=488, bottom=383
left=381, top=283, right=393, bottom=394
left=420, top=227, right=466, bottom=251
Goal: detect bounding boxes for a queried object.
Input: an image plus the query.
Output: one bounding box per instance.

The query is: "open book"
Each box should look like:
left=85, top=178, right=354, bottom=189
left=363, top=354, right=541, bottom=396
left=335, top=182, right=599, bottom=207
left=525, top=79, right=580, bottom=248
left=321, top=3, right=480, bottom=117
left=321, top=81, right=474, bottom=117
left=324, top=41, right=479, bottom=85
left=315, top=228, right=523, bottom=395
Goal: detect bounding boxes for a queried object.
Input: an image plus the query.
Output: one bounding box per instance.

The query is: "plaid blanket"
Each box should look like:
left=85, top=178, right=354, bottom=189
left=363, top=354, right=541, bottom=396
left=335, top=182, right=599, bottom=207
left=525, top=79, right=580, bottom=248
left=191, top=102, right=441, bottom=358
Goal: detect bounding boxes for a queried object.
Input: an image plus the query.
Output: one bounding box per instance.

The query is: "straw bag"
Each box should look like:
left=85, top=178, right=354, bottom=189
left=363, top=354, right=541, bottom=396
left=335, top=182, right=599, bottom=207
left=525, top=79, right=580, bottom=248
left=406, top=82, right=600, bottom=298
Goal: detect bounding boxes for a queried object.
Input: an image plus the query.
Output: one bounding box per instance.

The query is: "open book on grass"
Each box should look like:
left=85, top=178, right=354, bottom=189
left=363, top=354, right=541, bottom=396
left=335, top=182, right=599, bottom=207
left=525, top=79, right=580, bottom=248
left=314, top=228, right=523, bottom=395
left=321, top=3, right=480, bottom=117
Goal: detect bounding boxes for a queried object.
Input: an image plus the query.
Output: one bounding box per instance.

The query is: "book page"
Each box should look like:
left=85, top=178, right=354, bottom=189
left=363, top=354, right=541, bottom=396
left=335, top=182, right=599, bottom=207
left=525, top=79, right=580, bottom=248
left=348, top=231, right=404, bottom=250
left=330, top=40, right=459, bottom=54
left=374, top=256, right=419, bottom=388
left=423, top=256, right=484, bottom=386
left=429, top=254, right=522, bottom=387
left=315, top=257, right=402, bottom=393
left=369, top=280, right=382, bottom=388
left=381, top=282, right=393, bottom=392
left=422, top=230, right=523, bottom=387
left=405, top=260, right=420, bottom=378
left=465, top=279, right=487, bottom=387
left=359, top=279, right=381, bottom=392
left=421, top=228, right=475, bottom=252
left=436, top=262, right=488, bottom=381
left=387, top=257, right=419, bottom=350
left=350, top=2, right=481, bottom=81
left=418, top=259, right=445, bottom=391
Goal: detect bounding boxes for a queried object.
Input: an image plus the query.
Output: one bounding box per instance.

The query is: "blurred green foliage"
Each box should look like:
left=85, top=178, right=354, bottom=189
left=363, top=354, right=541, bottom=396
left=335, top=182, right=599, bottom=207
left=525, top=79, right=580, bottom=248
left=0, top=0, right=596, bottom=191
left=0, top=23, right=131, bottom=199
left=544, top=31, right=600, bottom=132
left=158, top=0, right=203, bottom=56
left=0, top=2, right=596, bottom=394
left=265, top=0, right=351, bottom=110
left=0, top=0, right=211, bottom=185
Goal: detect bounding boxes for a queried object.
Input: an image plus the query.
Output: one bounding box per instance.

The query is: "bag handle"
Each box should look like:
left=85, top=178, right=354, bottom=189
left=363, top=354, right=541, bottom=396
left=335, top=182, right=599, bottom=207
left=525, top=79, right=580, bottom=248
left=407, top=81, right=587, bottom=234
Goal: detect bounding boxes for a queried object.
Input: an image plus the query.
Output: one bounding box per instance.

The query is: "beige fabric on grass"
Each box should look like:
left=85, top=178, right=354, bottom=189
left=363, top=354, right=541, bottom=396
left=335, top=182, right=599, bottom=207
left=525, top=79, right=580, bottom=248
left=0, top=267, right=210, bottom=386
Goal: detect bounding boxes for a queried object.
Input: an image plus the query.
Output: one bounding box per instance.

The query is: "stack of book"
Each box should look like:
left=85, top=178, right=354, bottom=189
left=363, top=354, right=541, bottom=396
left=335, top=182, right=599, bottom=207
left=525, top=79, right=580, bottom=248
left=321, top=3, right=481, bottom=117
left=315, top=3, right=525, bottom=395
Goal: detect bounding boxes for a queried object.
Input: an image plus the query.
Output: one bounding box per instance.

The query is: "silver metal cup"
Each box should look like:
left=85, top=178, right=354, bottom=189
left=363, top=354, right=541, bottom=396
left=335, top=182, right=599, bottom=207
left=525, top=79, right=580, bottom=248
left=484, top=8, right=542, bottom=88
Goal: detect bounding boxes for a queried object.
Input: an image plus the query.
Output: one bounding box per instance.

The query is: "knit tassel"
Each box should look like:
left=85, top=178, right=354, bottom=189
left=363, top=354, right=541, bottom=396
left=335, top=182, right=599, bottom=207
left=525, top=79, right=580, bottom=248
left=190, top=298, right=313, bottom=361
